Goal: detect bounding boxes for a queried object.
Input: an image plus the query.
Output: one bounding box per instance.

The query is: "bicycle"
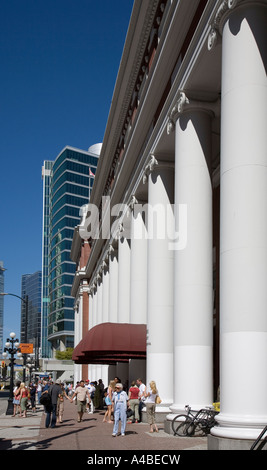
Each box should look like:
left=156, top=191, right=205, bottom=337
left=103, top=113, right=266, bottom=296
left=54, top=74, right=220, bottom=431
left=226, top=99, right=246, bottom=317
left=172, top=405, right=218, bottom=437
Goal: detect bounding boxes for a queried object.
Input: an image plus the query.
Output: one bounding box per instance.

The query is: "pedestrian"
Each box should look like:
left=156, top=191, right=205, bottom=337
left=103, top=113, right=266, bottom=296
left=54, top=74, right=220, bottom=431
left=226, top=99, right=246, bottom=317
left=19, top=382, right=29, bottom=418
left=45, top=379, right=62, bottom=428
left=136, top=378, right=146, bottom=422
left=103, top=380, right=115, bottom=423
left=114, top=376, right=121, bottom=385
left=29, top=382, right=37, bottom=413
left=94, top=380, right=103, bottom=409
left=70, top=379, right=91, bottom=422
left=128, top=380, right=140, bottom=423
left=57, top=382, right=71, bottom=424
left=86, top=381, right=95, bottom=414
left=37, top=381, right=42, bottom=404
left=145, top=380, right=159, bottom=433
left=112, top=383, right=128, bottom=437
left=12, top=381, right=21, bottom=417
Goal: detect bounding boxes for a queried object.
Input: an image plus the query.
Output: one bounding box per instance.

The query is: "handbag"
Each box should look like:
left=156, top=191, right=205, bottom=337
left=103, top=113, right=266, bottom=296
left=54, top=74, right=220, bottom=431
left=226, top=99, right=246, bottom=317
left=155, top=395, right=162, bottom=404
left=126, top=408, right=133, bottom=418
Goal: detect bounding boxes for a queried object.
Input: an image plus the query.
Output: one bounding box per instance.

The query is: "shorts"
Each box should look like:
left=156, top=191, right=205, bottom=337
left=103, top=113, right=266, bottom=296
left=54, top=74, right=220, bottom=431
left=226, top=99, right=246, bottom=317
left=105, top=396, right=112, bottom=406
left=77, top=399, right=86, bottom=413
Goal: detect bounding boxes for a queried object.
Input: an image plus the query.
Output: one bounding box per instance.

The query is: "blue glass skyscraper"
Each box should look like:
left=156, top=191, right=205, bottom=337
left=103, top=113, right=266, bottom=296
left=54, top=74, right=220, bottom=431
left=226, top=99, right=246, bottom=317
left=21, top=271, right=42, bottom=348
left=41, top=145, right=100, bottom=357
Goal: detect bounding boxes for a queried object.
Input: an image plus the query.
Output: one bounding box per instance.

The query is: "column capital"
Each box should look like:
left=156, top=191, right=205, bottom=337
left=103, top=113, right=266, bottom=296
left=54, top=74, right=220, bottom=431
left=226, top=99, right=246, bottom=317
left=108, top=242, right=118, bottom=256
left=143, top=155, right=158, bottom=183
left=127, top=195, right=138, bottom=213
left=80, top=285, right=90, bottom=295
left=143, top=154, right=174, bottom=183
left=167, top=91, right=220, bottom=134
left=207, top=0, right=262, bottom=50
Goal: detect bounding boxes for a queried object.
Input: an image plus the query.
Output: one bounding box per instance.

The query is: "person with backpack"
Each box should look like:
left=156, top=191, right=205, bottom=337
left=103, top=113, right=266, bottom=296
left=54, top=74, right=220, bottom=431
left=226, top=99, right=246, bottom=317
left=40, top=379, right=62, bottom=428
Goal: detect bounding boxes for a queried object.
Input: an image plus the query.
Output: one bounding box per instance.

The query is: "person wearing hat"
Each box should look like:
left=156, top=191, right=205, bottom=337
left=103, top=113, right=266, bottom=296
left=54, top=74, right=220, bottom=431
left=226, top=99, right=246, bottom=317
left=112, top=383, right=129, bottom=437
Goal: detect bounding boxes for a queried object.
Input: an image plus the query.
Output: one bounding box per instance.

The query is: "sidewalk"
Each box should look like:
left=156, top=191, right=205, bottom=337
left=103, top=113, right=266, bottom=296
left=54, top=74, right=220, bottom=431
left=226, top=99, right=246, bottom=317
left=0, top=399, right=207, bottom=451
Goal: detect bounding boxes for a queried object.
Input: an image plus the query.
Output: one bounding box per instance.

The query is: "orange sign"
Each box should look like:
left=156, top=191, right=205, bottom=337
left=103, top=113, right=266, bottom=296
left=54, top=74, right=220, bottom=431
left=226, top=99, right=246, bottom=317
left=19, top=343, right=34, bottom=354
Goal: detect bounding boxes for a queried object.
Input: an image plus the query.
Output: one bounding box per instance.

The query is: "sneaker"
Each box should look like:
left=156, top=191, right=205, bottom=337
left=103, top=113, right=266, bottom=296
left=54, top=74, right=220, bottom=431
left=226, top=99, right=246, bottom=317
left=112, top=433, right=117, bottom=437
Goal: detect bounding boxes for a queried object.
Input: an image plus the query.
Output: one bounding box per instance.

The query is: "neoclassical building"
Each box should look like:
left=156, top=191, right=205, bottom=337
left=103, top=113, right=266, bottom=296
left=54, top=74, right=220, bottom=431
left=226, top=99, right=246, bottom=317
left=71, top=0, right=267, bottom=449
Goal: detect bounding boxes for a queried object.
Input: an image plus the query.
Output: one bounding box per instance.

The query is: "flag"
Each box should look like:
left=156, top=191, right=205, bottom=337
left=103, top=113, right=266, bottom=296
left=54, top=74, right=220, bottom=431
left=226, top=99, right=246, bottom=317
left=89, top=168, right=95, bottom=177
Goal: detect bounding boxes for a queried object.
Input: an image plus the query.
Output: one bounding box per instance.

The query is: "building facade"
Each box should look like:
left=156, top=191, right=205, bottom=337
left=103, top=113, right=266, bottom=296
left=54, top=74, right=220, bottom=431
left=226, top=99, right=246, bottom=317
left=42, top=145, right=100, bottom=358
left=71, top=0, right=267, bottom=449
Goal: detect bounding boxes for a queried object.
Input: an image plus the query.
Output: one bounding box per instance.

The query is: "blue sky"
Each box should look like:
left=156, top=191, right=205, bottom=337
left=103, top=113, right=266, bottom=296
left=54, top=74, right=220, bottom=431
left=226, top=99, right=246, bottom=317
left=0, top=0, right=133, bottom=342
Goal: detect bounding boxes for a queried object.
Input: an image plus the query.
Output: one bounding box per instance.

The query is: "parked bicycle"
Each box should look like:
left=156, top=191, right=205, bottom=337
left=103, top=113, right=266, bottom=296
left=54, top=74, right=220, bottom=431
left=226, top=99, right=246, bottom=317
left=172, top=405, right=218, bottom=437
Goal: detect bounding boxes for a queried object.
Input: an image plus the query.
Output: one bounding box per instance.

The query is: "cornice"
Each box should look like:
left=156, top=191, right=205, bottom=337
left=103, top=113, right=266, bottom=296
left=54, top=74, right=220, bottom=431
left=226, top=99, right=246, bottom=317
left=90, top=0, right=161, bottom=208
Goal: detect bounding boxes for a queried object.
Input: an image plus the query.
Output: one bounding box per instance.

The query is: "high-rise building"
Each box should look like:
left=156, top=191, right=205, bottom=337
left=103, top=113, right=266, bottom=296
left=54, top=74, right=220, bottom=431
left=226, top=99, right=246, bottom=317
left=0, top=261, right=5, bottom=353
left=41, top=144, right=100, bottom=358
left=41, top=160, right=53, bottom=358
left=20, top=272, right=42, bottom=348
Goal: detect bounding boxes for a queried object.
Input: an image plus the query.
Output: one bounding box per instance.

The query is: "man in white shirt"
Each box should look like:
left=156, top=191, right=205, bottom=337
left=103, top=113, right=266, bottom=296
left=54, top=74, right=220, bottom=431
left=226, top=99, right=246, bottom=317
left=86, top=381, right=95, bottom=414
left=136, top=378, right=146, bottom=423
left=71, top=380, right=91, bottom=422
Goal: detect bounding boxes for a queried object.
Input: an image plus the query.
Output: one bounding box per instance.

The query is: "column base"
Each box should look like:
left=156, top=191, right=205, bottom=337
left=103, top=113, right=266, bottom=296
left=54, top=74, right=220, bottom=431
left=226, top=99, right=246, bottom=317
left=212, top=412, right=267, bottom=440
left=208, top=434, right=267, bottom=451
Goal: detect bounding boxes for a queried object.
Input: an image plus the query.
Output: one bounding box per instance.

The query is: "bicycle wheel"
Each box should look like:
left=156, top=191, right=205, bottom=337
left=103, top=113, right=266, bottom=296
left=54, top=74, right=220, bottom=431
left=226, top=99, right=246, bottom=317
left=172, top=414, right=193, bottom=436
left=186, top=420, right=197, bottom=436
left=192, top=419, right=207, bottom=436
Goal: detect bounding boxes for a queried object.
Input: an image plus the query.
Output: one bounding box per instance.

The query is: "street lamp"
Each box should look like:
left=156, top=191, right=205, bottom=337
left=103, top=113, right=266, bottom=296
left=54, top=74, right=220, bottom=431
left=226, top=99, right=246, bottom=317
left=27, top=356, right=35, bottom=383
left=2, top=332, right=22, bottom=415
left=0, top=292, right=28, bottom=381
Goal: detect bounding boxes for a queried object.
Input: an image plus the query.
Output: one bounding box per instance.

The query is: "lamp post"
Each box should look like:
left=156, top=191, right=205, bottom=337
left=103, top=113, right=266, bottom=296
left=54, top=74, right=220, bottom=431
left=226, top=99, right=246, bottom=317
left=0, top=292, right=28, bottom=381
left=26, top=356, right=35, bottom=383
left=2, top=332, right=22, bottom=415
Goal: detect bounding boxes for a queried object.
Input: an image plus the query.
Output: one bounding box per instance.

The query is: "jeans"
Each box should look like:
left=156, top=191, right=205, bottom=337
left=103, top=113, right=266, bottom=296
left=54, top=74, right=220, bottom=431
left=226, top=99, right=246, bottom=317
left=113, top=403, right=127, bottom=435
left=138, top=400, right=145, bottom=422
left=45, top=404, right=57, bottom=428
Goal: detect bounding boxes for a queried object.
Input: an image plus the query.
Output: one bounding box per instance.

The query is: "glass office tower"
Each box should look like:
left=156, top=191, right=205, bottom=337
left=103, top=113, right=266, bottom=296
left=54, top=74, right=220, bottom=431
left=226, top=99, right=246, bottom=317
left=42, top=145, right=100, bottom=357
left=21, top=271, right=42, bottom=350
left=41, top=160, right=53, bottom=357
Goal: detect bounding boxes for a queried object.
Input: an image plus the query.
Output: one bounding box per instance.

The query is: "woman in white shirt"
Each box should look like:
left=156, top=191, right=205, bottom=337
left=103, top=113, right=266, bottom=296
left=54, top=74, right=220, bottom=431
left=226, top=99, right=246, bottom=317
left=145, top=380, right=159, bottom=433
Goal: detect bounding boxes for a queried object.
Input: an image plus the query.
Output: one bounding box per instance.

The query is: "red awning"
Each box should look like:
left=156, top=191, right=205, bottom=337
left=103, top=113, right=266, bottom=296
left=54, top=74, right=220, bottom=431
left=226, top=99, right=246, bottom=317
left=72, top=322, right=146, bottom=364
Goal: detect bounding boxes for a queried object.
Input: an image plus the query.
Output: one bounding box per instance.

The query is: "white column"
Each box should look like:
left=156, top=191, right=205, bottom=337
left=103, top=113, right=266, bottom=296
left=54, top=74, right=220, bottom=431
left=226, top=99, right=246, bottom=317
left=211, top=1, right=267, bottom=440
left=102, top=260, right=110, bottom=323
left=129, top=196, right=148, bottom=385
left=170, top=103, right=213, bottom=416
left=88, top=290, right=94, bottom=381
left=88, top=290, right=93, bottom=329
left=92, top=283, right=98, bottom=327
left=117, top=224, right=131, bottom=323
left=130, top=196, right=148, bottom=325
left=146, top=157, right=174, bottom=404
left=108, top=245, right=118, bottom=323
left=73, top=298, right=82, bottom=384
left=96, top=272, right=103, bottom=325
